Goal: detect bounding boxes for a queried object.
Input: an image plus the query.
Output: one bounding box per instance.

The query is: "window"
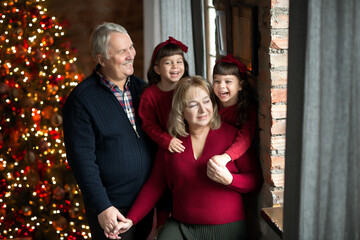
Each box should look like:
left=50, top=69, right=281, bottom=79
left=204, top=0, right=217, bottom=81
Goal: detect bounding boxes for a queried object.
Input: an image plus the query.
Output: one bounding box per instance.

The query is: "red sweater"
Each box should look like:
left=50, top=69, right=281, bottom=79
left=127, top=122, right=261, bottom=225
left=221, top=104, right=257, bottom=160
left=139, top=84, right=173, bottom=150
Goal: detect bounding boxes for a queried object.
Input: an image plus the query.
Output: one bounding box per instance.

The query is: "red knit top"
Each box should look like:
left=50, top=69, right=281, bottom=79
left=127, top=122, right=261, bottom=225
left=139, top=84, right=173, bottom=150
left=221, top=104, right=257, bottom=160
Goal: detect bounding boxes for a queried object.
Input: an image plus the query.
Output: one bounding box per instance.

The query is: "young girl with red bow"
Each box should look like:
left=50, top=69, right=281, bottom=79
left=139, top=36, right=189, bottom=154
left=210, top=54, right=263, bottom=238
left=138, top=36, right=190, bottom=232
left=210, top=54, right=259, bottom=176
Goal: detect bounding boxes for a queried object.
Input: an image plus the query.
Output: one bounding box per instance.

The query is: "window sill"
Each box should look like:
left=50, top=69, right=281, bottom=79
left=261, top=206, right=283, bottom=238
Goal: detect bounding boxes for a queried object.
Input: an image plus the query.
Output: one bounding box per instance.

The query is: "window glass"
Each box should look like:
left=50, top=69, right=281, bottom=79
left=204, top=0, right=216, bottom=80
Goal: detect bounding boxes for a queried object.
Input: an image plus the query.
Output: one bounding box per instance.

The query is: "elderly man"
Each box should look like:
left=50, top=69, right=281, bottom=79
left=62, top=22, right=154, bottom=240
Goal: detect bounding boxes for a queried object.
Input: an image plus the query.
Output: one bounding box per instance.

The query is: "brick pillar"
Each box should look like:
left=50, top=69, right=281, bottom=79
left=257, top=0, right=289, bottom=208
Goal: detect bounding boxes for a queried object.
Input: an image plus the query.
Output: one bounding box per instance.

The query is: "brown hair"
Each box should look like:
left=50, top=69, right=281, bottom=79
left=213, top=60, right=254, bottom=127
left=147, top=43, right=189, bottom=85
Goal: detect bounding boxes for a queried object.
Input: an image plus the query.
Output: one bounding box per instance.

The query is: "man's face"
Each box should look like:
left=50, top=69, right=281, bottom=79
left=100, top=32, right=136, bottom=84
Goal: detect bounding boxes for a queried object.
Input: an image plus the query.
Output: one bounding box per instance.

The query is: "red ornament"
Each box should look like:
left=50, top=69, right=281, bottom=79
left=49, top=129, right=60, bottom=139
left=30, top=7, right=40, bottom=17
left=67, top=230, right=85, bottom=240
left=0, top=179, right=7, bottom=197
left=32, top=109, right=41, bottom=122
left=48, top=74, right=64, bottom=86
left=40, top=16, right=53, bottom=29
left=16, top=225, right=34, bottom=237
left=35, top=181, right=51, bottom=204
left=53, top=186, right=65, bottom=200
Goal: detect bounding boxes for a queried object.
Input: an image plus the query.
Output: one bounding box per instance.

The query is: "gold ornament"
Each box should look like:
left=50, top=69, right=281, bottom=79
left=51, top=113, right=63, bottom=126
left=69, top=206, right=80, bottom=218
left=23, top=96, right=35, bottom=108
left=52, top=216, right=67, bottom=231
left=41, top=105, right=54, bottom=119
left=41, top=32, right=54, bottom=46
left=10, top=87, right=21, bottom=98
left=21, top=206, right=32, bottom=216
left=0, top=82, right=10, bottom=94
left=25, top=150, right=36, bottom=163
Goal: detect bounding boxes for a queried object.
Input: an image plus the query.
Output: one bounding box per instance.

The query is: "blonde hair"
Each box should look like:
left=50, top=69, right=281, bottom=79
left=168, top=75, right=221, bottom=137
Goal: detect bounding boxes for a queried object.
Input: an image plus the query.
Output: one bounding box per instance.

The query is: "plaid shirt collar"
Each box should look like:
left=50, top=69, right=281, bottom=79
left=95, top=66, right=130, bottom=91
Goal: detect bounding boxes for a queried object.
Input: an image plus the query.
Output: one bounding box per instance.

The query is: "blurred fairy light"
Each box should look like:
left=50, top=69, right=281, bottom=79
left=0, top=0, right=89, bottom=238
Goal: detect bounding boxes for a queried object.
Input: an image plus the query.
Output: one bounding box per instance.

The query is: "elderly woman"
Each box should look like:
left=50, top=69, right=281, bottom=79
left=112, top=75, right=261, bottom=240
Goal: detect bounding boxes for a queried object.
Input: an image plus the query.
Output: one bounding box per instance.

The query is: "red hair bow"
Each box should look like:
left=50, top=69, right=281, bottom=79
left=216, top=54, right=247, bottom=77
left=152, top=36, right=188, bottom=62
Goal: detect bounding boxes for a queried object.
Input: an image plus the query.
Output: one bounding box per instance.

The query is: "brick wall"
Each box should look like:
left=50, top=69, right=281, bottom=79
left=259, top=0, right=288, bottom=208
left=256, top=0, right=288, bottom=238
left=47, top=0, right=144, bottom=78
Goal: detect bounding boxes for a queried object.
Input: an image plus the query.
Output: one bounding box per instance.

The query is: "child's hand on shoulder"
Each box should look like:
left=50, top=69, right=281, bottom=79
left=211, top=153, right=231, bottom=166
left=168, top=137, right=185, bottom=153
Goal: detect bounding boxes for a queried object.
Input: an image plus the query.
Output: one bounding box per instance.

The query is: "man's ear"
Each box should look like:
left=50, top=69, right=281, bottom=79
left=96, top=54, right=105, bottom=67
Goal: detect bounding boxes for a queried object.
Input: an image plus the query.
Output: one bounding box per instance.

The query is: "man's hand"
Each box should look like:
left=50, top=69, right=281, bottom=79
left=98, top=206, right=126, bottom=238
left=168, top=137, right=185, bottom=153
left=210, top=153, right=231, bottom=166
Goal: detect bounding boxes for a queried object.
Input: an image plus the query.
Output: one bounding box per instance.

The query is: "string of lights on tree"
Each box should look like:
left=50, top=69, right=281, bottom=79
left=0, top=0, right=91, bottom=239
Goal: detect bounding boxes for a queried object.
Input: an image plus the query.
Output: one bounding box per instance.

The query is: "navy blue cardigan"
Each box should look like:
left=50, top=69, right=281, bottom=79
left=62, top=71, right=154, bottom=214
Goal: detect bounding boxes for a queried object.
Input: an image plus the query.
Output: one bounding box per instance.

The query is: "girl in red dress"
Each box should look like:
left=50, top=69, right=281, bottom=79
left=139, top=36, right=190, bottom=232
left=139, top=36, right=189, bottom=153
left=212, top=54, right=263, bottom=239
left=210, top=54, right=258, bottom=167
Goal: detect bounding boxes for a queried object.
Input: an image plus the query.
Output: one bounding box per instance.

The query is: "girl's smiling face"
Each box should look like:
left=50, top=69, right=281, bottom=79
left=212, top=74, right=242, bottom=107
left=155, top=54, right=185, bottom=85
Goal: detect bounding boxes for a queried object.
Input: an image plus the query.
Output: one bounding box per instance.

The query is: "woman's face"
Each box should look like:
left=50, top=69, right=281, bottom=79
left=183, top=87, right=213, bottom=130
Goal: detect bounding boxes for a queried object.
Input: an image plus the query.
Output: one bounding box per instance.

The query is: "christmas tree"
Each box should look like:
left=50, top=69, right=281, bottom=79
left=0, top=0, right=91, bottom=239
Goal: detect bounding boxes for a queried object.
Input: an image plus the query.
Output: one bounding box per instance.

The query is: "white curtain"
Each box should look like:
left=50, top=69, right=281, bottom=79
left=284, top=0, right=360, bottom=239
left=143, top=0, right=195, bottom=80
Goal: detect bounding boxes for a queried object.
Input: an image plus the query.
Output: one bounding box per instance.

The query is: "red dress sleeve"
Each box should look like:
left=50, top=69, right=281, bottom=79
left=225, top=106, right=257, bottom=160
left=227, top=149, right=263, bottom=193
left=139, top=87, right=173, bottom=150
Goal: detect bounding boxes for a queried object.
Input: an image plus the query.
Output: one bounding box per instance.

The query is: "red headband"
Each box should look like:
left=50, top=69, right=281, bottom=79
left=216, top=54, right=247, bottom=78
left=152, top=36, right=188, bottom=62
